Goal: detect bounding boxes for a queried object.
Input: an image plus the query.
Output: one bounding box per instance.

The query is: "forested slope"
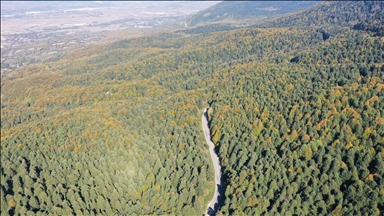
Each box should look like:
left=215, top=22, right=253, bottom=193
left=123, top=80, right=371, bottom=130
left=209, top=31, right=384, bottom=215
left=0, top=24, right=333, bottom=216
left=1, top=1, right=383, bottom=215
left=257, top=1, right=383, bottom=29
left=1, top=35, right=216, bottom=214
left=209, top=1, right=384, bottom=215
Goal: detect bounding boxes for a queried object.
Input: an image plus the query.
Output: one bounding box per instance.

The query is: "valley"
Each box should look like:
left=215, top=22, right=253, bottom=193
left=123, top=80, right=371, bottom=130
left=1, top=1, right=218, bottom=72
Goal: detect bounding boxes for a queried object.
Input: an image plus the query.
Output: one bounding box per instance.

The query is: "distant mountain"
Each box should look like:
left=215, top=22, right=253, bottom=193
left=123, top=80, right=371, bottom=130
left=186, top=1, right=319, bottom=27
left=256, top=1, right=384, bottom=29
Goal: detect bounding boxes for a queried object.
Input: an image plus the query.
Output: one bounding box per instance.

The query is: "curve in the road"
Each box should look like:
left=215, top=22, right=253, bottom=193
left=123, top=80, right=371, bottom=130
left=202, top=107, right=223, bottom=216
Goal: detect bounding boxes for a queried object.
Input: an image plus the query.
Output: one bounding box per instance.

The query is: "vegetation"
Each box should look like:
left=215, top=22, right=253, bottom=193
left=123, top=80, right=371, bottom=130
left=210, top=32, right=384, bottom=214
left=1, top=1, right=383, bottom=215
left=186, top=1, right=318, bottom=27
left=210, top=1, right=384, bottom=215
left=256, top=1, right=383, bottom=29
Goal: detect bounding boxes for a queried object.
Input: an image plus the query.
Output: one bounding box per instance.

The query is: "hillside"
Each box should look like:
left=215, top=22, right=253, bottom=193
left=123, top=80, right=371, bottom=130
left=186, top=1, right=318, bottom=27
left=257, top=1, right=383, bottom=29
left=1, top=1, right=384, bottom=215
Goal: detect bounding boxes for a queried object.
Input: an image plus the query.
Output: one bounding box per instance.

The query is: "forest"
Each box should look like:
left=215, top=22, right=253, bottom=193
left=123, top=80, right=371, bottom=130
left=1, top=1, right=383, bottom=215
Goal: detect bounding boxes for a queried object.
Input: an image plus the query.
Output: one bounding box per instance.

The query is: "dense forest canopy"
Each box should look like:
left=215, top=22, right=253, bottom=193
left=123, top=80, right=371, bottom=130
left=1, top=1, right=383, bottom=215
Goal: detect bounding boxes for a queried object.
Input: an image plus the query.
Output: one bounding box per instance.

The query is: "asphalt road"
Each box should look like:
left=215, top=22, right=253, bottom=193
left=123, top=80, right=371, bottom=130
left=202, top=107, right=223, bottom=216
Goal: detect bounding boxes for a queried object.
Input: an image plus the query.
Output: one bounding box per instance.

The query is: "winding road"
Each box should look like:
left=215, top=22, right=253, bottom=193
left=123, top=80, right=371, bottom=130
left=202, top=107, right=223, bottom=216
